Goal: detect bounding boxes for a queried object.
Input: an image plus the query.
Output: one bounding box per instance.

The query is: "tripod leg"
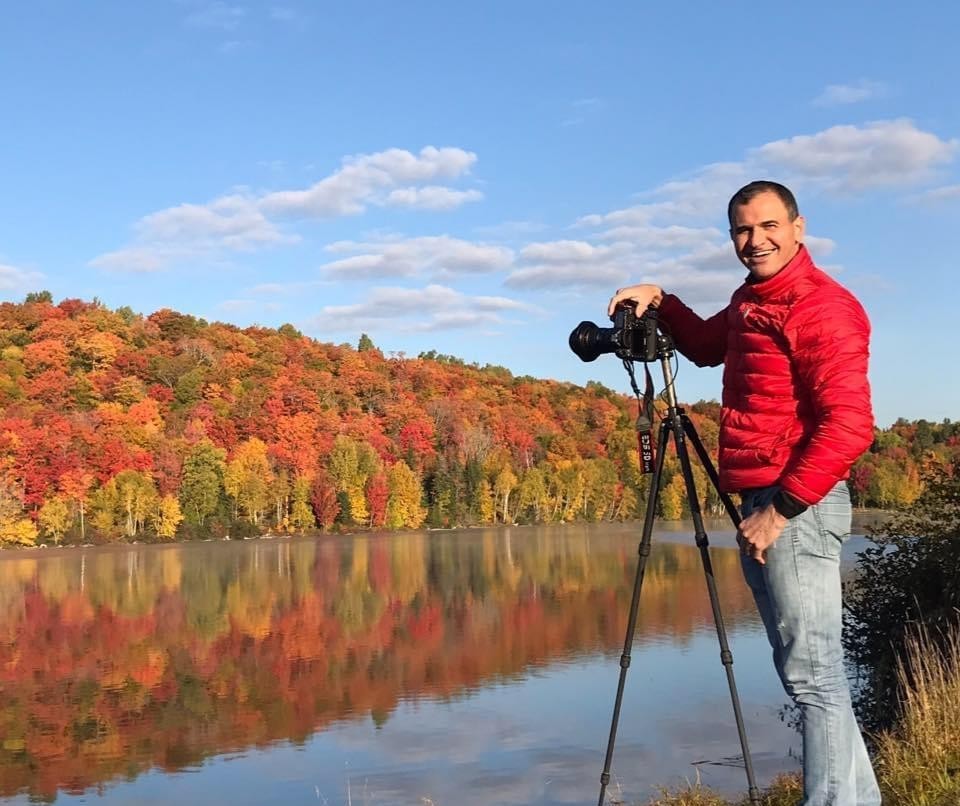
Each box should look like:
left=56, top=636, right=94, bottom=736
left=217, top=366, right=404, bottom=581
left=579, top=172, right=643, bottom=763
left=670, top=418, right=760, bottom=805
left=597, top=418, right=670, bottom=806
left=681, top=414, right=740, bottom=528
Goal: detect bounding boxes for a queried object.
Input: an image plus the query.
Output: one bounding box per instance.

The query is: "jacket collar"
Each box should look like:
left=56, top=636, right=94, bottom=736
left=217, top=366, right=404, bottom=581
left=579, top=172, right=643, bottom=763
left=742, top=244, right=814, bottom=301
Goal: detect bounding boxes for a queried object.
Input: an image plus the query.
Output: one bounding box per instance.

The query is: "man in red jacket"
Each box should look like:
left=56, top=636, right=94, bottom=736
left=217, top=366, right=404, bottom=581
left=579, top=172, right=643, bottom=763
left=608, top=181, right=880, bottom=806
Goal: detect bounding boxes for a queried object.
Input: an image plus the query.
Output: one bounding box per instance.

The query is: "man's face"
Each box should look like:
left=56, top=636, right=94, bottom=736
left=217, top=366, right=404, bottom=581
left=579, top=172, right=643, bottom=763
left=729, top=191, right=805, bottom=280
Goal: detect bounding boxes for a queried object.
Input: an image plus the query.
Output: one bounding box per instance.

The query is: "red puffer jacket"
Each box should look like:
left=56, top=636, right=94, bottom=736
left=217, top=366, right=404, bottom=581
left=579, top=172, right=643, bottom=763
left=658, top=245, right=874, bottom=505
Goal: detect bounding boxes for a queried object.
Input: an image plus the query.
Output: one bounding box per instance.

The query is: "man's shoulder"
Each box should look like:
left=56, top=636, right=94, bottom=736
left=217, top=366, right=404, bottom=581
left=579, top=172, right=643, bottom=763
left=791, top=263, right=864, bottom=309
left=785, top=265, right=870, bottom=337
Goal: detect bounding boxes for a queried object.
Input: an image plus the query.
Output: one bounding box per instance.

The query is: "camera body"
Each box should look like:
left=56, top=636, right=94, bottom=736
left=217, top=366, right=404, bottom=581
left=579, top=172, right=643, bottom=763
left=569, top=304, right=660, bottom=363
left=611, top=304, right=659, bottom=362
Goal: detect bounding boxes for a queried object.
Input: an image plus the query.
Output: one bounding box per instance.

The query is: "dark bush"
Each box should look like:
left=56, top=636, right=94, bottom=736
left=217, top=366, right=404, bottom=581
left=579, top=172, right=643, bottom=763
left=844, top=460, right=960, bottom=732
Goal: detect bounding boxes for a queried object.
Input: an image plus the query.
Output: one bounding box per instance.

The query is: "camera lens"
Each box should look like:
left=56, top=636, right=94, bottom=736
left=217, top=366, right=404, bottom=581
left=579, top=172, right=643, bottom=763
left=569, top=321, right=618, bottom=362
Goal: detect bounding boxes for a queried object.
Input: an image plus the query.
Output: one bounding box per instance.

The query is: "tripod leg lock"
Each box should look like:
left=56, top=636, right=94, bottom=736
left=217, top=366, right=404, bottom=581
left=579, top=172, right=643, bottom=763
left=720, top=649, right=733, bottom=666
left=619, top=654, right=631, bottom=670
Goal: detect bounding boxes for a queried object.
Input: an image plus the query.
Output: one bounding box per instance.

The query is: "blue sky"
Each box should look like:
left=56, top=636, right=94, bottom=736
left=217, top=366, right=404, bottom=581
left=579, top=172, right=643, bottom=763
left=1, top=1, right=958, bottom=427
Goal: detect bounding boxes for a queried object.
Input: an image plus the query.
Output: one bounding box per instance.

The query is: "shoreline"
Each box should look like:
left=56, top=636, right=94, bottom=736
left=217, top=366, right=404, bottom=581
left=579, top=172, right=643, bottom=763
left=0, top=509, right=893, bottom=562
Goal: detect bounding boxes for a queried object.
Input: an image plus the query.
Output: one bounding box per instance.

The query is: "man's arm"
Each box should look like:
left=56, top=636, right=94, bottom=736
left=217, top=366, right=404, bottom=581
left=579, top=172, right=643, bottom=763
left=777, top=291, right=875, bottom=504
left=608, top=285, right=728, bottom=368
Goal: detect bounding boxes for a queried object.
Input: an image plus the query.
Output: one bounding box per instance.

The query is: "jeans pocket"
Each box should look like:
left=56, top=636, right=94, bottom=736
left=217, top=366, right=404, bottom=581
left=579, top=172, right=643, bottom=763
left=811, top=483, right=850, bottom=558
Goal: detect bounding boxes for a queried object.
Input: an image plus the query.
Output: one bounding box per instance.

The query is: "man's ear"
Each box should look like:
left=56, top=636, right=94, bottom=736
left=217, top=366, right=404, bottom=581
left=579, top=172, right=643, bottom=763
left=794, top=215, right=806, bottom=241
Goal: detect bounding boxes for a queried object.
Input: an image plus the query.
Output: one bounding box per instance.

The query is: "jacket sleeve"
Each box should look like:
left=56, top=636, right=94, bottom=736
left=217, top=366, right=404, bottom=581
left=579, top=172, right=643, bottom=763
left=658, top=293, right=728, bottom=368
left=778, top=290, right=875, bottom=504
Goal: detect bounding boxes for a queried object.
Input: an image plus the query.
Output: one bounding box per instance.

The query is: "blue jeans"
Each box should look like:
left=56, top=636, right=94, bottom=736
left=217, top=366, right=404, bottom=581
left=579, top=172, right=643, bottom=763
left=740, top=482, right=881, bottom=806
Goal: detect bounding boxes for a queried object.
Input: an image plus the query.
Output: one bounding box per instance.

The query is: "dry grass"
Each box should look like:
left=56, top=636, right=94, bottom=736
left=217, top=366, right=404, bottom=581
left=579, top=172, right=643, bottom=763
left=872, top=625, right=960, bottom=806
left=640, top=774, right=801, bottom=806
left=637, top=624, right=960, bottom=806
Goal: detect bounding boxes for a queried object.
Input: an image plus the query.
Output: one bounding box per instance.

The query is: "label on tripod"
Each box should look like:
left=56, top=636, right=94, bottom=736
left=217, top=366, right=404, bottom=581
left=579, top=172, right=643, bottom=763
left=638, top=430, right=655, bottom=474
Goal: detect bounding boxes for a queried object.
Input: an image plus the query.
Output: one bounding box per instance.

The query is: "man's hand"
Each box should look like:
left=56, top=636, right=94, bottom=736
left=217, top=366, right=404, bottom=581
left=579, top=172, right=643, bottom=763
left=738, top=504, right=787, bottom=565
left=608, top=284, right=664, bottom=317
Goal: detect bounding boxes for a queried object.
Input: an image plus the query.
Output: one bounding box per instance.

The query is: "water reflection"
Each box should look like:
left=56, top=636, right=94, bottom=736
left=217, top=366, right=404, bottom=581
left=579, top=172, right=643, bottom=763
left=0, top=525, right=774, bottom=804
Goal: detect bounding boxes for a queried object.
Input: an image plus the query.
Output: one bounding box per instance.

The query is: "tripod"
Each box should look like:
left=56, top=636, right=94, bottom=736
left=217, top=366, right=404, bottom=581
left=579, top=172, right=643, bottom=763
left=597, top=333, right=760, bottom=806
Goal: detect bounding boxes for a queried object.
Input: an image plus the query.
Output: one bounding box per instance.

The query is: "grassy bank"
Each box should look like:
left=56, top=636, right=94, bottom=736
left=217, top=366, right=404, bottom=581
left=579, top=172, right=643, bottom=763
left=639, top=626, right=960, bottom=806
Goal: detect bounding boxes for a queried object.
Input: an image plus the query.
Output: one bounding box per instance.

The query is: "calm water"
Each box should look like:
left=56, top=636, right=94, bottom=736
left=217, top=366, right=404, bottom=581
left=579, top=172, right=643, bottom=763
left=0, top=521, right=873, bottom=805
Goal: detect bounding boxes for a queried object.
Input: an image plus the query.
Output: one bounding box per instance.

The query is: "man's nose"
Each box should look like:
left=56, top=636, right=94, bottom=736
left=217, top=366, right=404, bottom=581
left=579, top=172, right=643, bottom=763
left=747, top=228, right=766, bottom=247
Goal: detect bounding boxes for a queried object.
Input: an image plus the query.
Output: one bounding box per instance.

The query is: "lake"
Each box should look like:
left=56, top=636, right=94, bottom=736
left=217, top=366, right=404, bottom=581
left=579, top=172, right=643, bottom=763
left=0, top=520, right=876, bottom=805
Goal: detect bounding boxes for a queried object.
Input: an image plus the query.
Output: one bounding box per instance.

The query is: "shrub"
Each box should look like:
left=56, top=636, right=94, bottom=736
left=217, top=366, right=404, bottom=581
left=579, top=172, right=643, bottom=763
left=843, top=459, right=960, bottom=732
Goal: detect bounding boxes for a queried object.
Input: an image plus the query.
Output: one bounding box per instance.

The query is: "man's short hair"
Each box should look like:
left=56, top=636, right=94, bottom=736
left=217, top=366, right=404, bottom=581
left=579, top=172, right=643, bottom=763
left=727, top=181, right=799, bottom=226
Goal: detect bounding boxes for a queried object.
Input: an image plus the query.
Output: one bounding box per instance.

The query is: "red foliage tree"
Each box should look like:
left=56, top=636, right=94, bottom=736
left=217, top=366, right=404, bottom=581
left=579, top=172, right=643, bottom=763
left=366, top=472, right=389, bottom=528
left=310, top=470, right=339, bottom=531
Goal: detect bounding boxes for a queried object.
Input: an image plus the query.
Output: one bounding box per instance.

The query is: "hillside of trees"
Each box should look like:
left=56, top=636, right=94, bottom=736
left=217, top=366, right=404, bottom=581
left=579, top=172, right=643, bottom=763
left=0, top=293, right=956, bottom=546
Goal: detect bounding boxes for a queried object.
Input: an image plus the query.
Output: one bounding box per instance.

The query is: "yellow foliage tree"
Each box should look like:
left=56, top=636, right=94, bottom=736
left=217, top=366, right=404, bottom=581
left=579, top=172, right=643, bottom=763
left=115, top=470, right=160, bottom=538
left=0, top=517, right=38, bottom=546
left=659, top=475, right=686, bottom=520
left=0, top=477, right=38, bottom=546
left=38, top=495, right=72, bottom=544
left=224, top=437, right=274, bottom=524
left=493, top=466, right=518, bottom=524
left=385, top=461, right=426, bottom=529
left=153, top=494, right=183, bottom=539
left=476, top=478, right=496, bottom=524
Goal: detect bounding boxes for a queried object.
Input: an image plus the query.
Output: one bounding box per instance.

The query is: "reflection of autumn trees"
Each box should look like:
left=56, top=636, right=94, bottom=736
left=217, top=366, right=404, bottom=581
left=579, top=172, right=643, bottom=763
left=0, top=533, right=755, bottom=799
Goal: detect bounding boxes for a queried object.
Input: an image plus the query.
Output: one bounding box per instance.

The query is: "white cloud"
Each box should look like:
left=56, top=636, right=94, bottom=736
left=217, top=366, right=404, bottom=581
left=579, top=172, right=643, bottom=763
left=803, top=235, right=837, bottom=257
left=91, top=146, right=480, bottom=272
left=91, top=194, right=295, bottom=273
left=506, top=239, right=632, bottom=290
left=137, top=194, right=289, bottom=250
left=911, top=183, right=960, bottom=204
left=90, top=247, right=170, bottom=273
left=505, top=262, right=628, bottom=290
left=594, top=224, right=726, bottom=251
left=385, top=186, right=483, bottom=210
left=506, top=225, right=738, bottom=297
left=473, top=220, right=548, bottom=238
left=813, top=80, right=887, bottom=107
left=309, top=284, right=529, bottom=334
left=520, top=240, right=614, bottom=263
left=581, top=121, right=956, bottom=237
left=576, top=163, right=749, bottom=230
left=261, top=146, right=478, bottom=217
left=321, top=236, right=513, bottom=280
left=556, top=119, right=956, bottom=304
left=0, top=263, right=45, bottom=291
left=644, top=242, right=736, bottom=276
left=755, top=119, right=957, bottom=191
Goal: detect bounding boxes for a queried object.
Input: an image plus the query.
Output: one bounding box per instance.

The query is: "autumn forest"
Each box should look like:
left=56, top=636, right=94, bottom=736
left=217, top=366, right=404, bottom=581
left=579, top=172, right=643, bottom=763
left=0, top=293, right=954, bottom=547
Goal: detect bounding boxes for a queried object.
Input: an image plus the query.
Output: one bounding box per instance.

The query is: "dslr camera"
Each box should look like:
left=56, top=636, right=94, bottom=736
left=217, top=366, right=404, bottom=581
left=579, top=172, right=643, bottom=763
left=569, top=303, right=660, bottom=363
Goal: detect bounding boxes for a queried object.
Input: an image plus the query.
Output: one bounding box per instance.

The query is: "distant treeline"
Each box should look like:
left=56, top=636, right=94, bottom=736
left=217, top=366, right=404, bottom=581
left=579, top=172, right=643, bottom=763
left=0, top=292, right=954, bottom=545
